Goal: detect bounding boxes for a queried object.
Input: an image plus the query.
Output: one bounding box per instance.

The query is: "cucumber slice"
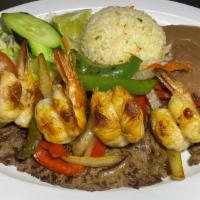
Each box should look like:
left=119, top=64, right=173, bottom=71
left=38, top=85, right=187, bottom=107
left=2, top=12, right=61, bottom=48
left=53, top=9, right=92, bottom=40
left=29, top=41, right=54, bottom=63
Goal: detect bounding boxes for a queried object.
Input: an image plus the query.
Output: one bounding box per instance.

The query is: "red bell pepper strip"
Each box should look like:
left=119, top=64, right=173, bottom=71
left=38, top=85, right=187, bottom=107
left=40, top=141, right=68, bottom=158
left=90, top=139, right=105, bottom=157
left=135, top=95, right=148, bottom=117
left=34, top=141, right=84, bottom=177
left=0, top=51, right=18, bottom=76
left=194, top=99, right=200, bottom=108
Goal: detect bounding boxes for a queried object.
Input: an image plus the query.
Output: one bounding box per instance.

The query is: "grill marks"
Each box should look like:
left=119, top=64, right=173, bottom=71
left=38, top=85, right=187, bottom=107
left=158, top=121, right=169, bottom=137
left=9, top=82, right=22, bottom=107
left=124, top=100, right=140, bottom=119
left=183, top=107, right=193, bottom=119
left=94, top=106, right=108, bottom=126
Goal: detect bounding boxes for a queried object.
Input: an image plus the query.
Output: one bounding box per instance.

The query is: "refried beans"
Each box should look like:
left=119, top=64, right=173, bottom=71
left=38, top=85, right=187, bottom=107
left=163, top=25, right=200, bottom=97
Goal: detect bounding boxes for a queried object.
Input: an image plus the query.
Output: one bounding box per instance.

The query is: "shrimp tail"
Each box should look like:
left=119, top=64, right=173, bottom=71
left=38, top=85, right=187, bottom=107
left=53, top=49, right=77, bottom=83
left=53, top=49, right=87, bottom=132
left=53, top=49, right=68, bottom=84
left=156, top=69, right=191, bottom=101
left=17, top=41, right=30, bottom=77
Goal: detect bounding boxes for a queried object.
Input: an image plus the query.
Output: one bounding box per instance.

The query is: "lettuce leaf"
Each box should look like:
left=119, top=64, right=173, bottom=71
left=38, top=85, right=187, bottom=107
left=0, top=28, right=19, bottom=62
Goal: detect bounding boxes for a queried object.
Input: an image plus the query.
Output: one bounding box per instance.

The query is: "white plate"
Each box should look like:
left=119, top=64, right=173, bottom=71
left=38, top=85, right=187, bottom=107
left=0, top=0, right=200, bottom=199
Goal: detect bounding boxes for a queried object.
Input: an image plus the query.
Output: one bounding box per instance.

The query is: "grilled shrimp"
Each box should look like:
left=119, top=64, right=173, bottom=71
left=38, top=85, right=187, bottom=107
left=0, top=70, right=22, bottom=123
left=148, top=89, right=189, bottom=151
left=55, top=50, right=87, bottom=132
left=157, top=70, right=200, bottom=143
left=35, top=51, right=87, bottom=144
left=90, top=86, right=144, bottom=147
left=14, top=42, right=41, bottom=128
left=151, top=108, right=189, bottom=151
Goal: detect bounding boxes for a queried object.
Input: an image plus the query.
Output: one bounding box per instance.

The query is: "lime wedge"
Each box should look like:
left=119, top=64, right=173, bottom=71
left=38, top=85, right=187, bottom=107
left=53, top=9, right=92, bottom=40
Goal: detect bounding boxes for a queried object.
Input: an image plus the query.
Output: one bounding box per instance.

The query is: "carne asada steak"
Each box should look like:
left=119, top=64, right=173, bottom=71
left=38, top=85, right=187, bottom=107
left=0, top=125, right=168, bottom=191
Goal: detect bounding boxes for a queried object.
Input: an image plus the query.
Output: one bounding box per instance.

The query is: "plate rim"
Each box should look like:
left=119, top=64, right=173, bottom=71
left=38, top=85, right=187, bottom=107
left=1, top=0, right=200, bottom=25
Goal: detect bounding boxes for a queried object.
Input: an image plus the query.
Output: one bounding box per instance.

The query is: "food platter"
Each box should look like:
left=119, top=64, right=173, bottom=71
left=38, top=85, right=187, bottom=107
left=0, top=0, right=200, bottom=199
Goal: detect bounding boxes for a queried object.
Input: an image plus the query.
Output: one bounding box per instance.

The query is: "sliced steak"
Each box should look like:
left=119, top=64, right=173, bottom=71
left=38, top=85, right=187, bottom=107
left=188, top=144, right=200, bottom=166
left=0, top=125, right=168, bottom=191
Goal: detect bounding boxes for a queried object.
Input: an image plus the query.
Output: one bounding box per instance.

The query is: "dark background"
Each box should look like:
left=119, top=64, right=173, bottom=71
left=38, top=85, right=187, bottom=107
left=0, top=0, right=199, bottom=10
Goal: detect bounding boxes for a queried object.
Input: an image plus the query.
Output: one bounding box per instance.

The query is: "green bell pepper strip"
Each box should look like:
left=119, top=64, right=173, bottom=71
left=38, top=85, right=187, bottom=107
left=78, top=74, right=157, bottom=95
left=75, top=53, right=142, bottom=78
left=17, top=118, right=42, bottom=160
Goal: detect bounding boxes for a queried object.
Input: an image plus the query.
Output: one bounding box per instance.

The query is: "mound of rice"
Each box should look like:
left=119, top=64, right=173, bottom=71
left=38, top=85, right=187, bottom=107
left=80, top=6, right=166, bottom=69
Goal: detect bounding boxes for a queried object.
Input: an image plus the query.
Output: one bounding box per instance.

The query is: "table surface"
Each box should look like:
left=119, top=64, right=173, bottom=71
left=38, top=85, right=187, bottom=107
left=0, top=0, right=199, bottom=10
